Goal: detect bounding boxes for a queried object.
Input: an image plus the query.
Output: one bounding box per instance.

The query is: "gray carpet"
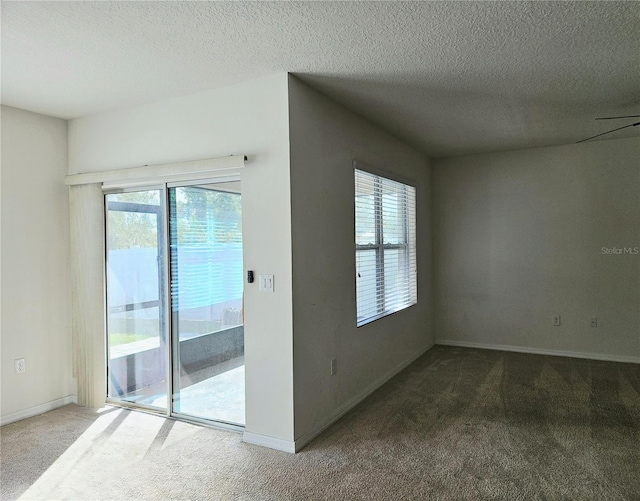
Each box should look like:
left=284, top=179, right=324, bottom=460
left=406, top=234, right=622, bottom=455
left=2, top=345, right=639, bottom=500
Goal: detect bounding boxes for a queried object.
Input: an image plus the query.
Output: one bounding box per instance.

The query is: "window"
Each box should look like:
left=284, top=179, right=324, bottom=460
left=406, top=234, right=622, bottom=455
left=355, top=166, right=417, bottom=326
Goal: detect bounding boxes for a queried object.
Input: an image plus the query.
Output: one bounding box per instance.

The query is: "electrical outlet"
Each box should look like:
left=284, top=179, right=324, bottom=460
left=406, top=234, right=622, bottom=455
left=15, top=358, right=26, bottom=374
left=590, top=317, right=598, bottom=327
left=553, top=315, right=561, bottom=327
left=330, top=358, right=337, bottom=376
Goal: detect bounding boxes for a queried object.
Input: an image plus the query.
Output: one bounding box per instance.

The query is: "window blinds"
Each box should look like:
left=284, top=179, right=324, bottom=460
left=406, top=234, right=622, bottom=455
left=355, top=168, right=417, bottom=326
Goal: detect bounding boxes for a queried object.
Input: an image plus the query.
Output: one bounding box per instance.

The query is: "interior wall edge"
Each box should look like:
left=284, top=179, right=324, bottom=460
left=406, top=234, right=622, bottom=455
left=287, top=74, right=434, bottom=443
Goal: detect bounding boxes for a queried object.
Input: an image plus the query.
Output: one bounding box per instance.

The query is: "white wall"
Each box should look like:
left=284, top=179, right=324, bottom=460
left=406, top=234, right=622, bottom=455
left=1, top=106, right=75, bottom=423
left=433, top=137, right=640, bottom=362
left=69, top=74, right=295, bottom=443
left=288, top=76, right=434, bottom=445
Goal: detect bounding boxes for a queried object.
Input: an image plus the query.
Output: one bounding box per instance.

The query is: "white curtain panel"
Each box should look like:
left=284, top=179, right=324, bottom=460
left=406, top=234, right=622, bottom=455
left=69, top=183, right=106, bottom=408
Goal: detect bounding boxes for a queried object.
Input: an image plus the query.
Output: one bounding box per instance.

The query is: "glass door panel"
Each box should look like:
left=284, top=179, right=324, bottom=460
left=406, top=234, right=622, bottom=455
left=105, top=190, right=168, bottom=409
left=169, top=183, right=245, bottom=425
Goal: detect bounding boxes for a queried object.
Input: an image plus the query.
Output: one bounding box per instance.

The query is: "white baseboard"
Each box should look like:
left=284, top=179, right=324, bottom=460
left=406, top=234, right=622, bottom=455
left=293, top=342, right=436, bottom=453
left=242, top=431, right=296, bottom=453
left=436, top=340, right=640, bottom=364
left=1, top=395, right=78, bottom=426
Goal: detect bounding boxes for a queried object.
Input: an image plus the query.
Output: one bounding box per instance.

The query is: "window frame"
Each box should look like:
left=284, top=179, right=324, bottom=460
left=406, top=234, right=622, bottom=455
left=354, top=161, right=417, bottom=327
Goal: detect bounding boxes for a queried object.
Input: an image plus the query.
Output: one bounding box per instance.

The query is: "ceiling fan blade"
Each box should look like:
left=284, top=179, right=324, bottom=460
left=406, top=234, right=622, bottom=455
left=576, top=122, right=640, bottom=144
left=595, top=115, right=640, bottom=120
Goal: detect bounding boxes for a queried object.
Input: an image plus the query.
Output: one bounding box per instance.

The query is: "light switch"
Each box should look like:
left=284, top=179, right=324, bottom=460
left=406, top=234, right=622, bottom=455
left=259, top=274, right=274, bottom=292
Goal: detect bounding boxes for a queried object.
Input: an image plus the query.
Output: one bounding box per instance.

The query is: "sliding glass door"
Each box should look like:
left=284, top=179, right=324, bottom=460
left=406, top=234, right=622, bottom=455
left=105, top=180, right=245, bottom=426
left=169, top=183, right=244, bottom=424
left=105, top=189, right=168, bottom=409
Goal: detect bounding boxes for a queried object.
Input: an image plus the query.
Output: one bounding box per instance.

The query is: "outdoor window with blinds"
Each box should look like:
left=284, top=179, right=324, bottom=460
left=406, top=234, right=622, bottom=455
left=355, top=167, right=417, bottom=326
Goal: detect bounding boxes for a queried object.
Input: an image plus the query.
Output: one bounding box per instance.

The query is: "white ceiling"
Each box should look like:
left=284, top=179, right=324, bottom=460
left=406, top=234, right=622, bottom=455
left=2, top=1, right=639, bottom=157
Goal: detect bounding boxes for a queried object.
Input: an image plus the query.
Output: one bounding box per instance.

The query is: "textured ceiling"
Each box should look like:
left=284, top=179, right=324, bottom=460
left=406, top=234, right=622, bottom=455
left=2, top=1, right=639, bottom=157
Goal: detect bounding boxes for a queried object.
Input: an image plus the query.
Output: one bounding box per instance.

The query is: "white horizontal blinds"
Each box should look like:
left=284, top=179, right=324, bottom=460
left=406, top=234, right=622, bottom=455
left=169, top=186, right=243, bottom=312
left=355, top=168, right=417, bottom=326
left=355, top=170, right=382, bottom=323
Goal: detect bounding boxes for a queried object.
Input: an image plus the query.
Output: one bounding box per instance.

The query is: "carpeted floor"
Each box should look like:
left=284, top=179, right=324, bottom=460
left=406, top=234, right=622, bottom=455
left=2, top=345, right=639, bottom=500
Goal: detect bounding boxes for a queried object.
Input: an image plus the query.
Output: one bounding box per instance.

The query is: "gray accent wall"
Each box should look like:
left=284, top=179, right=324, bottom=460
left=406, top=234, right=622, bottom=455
left=433, top=137, right=640, bottom=361
left=288, top=75, right=434, bottom=443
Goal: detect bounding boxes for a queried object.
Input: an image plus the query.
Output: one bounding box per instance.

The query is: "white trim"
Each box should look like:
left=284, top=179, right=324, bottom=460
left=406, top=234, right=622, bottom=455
left=242, top=431, right=296, bottom=453
left=437, top=340, right=640, bottom=364
left=65, top=154, right=246, bottom=186
left=293, top=342, right=436, bottom=452
left=0, top=395, right=78, bottom=426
